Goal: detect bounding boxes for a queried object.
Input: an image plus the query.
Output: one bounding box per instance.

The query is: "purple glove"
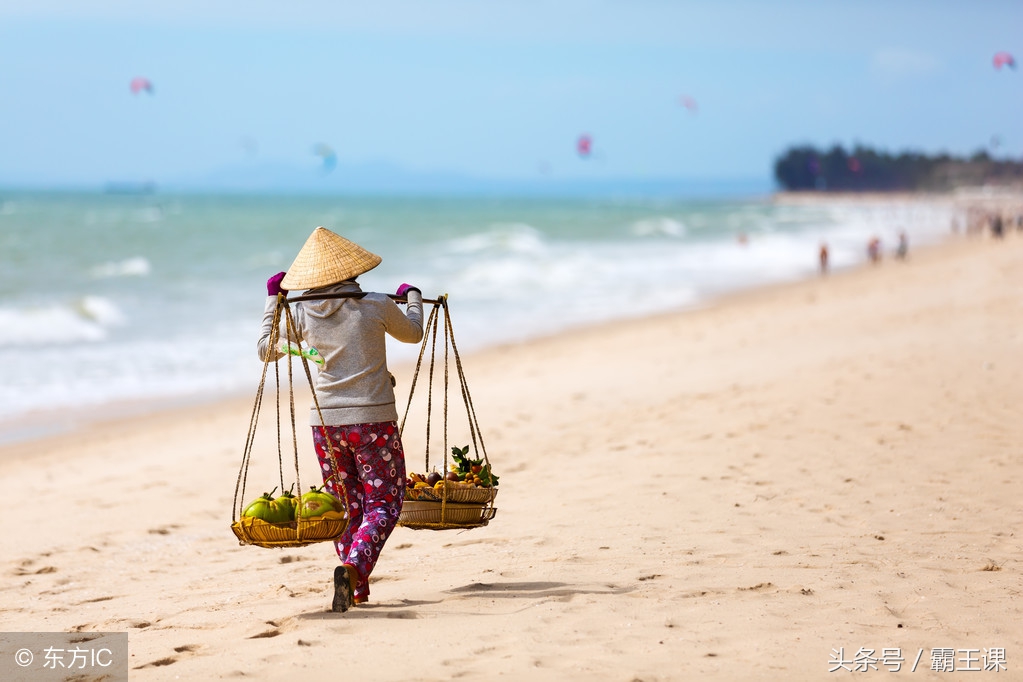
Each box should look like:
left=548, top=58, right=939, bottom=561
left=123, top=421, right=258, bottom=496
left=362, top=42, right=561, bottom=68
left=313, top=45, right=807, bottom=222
left=396, top=283, right=421, bottom=297
left=267, top=272, right=288, bottom=296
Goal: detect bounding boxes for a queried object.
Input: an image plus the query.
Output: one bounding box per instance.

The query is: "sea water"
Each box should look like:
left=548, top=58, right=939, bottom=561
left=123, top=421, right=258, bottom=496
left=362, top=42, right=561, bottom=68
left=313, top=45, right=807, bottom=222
left=0, top=191, right=955, bottom=432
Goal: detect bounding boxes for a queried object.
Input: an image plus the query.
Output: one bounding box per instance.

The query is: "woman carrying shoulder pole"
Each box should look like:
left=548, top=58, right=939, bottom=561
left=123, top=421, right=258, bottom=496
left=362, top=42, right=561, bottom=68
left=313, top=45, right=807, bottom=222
left=257, top=226, right=424, bottom=612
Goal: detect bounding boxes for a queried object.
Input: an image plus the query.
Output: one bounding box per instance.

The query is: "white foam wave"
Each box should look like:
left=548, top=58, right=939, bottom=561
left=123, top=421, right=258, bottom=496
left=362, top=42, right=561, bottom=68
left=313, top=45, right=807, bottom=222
left=630, top=217, right=687, bottom=237
left=78, top=296, right=126, bottom=326
left=446, top=223, right=547, bottom=255
left=0, top=297, right=125, bottom=344
left=91, top=256, right=152, bottom=278
left=0, top=196, right=961, bottom=426
left=0, top=330, right=254, bottom=421
left=412, top=201, right=955, bottom=350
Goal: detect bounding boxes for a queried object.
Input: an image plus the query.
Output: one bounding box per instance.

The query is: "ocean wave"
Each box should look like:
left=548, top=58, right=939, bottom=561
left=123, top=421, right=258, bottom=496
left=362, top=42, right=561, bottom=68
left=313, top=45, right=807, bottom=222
left=91, top=256, right=152, bottom=278
left=77, top=296, right=126, bottom=326
left=0, top=194, right=961, bottom=426
left=0, top=297, right=125, bottom=344
left=0, top=328, right=254, bottom=422
left=445, top=223, right=547, bottom=255
left=630, top=217, right=687, bottom=237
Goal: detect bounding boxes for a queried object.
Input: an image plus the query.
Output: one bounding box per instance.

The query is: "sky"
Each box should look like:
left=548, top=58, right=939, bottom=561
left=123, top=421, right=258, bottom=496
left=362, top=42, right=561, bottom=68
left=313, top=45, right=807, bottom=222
left=0, top=0, right=1019, bottom=191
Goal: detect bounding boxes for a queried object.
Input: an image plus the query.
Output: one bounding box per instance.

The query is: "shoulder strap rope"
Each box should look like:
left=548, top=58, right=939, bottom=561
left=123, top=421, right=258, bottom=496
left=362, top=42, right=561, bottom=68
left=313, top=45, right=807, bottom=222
left=399, top=300, right=441, bottom=444
left=233, top=295, right=284, bottom=521
left=232, top=295, right=351, bottom=529
left=396, top=294, right=491, bottom=481
left=445, top=300, right=490, bottom=470
left=285, top=301, right=350, bottom=521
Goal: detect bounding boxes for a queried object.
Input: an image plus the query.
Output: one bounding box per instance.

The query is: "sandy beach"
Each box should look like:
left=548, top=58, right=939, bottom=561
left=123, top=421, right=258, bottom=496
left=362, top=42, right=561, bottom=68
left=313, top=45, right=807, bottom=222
left=2, top=221, right=1021, bottom=680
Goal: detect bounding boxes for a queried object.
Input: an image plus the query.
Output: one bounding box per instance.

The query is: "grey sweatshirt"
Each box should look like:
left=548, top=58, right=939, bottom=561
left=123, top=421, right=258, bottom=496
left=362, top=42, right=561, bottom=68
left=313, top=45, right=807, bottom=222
left=257, top=280, right=424, bottom=425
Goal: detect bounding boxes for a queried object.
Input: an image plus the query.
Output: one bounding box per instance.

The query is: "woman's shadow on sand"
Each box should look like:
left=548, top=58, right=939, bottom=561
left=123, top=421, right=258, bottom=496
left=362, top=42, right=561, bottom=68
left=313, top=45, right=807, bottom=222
left=298, top=581, right=634, bottom=620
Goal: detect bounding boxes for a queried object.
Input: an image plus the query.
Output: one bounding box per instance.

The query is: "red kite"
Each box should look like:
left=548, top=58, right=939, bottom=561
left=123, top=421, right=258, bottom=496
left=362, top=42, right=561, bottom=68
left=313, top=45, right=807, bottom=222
left=130, top=77, right=154, bottom=94
left=577, top=134, right=592, bottom=158
left=993, top=52, right=1016, bottom=70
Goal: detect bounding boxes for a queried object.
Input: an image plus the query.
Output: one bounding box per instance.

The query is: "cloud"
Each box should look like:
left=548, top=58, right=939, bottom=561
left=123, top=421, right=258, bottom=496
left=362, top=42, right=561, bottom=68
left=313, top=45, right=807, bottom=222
left=871, top=47, right=941, bottom=79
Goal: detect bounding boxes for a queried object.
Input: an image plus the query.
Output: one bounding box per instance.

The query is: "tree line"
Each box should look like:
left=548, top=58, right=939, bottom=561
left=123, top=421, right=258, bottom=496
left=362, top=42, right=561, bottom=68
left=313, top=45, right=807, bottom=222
left=774, top=144, right=1023, bottom=192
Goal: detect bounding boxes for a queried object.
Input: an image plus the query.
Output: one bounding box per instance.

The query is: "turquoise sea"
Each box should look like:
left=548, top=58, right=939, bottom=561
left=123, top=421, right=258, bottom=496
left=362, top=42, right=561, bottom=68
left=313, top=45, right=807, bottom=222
left=0, top=191, right=955, bottom=434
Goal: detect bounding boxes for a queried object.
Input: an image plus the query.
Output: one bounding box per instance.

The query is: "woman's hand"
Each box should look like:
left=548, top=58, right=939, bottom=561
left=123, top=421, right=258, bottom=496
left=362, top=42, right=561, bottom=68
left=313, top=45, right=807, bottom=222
left=267, top=272, right=288, bottom=296
left=395, top=283, right=421, bottom=297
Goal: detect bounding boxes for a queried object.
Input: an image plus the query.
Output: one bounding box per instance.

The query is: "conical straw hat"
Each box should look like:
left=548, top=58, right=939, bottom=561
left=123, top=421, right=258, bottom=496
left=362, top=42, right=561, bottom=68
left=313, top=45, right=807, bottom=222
left=281, top=227, right=382, bottom=290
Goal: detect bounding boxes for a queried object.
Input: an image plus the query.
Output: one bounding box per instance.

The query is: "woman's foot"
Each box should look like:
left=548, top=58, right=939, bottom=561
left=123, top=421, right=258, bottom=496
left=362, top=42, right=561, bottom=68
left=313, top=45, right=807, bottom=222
left=332, top=565, right=352, bottom=613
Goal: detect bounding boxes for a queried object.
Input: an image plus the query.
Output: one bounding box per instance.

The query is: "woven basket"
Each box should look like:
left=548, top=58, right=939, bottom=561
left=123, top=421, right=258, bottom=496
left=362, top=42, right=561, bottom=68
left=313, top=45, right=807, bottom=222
left=231, top=511, right=349, bottom=548
left=398, top=500, right=497, bottom=530
left=406, top=483, right=498, bottom=505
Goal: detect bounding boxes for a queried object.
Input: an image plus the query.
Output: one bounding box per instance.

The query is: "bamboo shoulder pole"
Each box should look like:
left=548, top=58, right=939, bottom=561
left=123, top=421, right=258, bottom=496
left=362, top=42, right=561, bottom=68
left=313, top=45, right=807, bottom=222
left=286, top=292, right=445, bottom=306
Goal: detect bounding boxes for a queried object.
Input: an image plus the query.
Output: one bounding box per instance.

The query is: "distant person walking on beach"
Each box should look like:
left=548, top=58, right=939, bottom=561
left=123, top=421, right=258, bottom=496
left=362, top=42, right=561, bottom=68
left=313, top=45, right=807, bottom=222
left=990, top=213, right=1004, bottom=239
left=867, top=237, right=882, bottom=264
left=819, top=242, right=829, bottom=275
left=895, top=232, right=908, bottom=260
left=258, top=227, right=424, bottom=612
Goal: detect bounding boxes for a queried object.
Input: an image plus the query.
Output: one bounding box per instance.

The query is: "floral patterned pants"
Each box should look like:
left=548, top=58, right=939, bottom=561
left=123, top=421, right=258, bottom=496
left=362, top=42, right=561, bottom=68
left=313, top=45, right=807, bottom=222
left=312, top=421, right=406, bottom=603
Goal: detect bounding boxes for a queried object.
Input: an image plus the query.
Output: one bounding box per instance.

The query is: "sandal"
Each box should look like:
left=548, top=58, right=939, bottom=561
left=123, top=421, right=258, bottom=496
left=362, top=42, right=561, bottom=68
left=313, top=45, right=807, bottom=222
left=332, top=565, right=352, bottom=613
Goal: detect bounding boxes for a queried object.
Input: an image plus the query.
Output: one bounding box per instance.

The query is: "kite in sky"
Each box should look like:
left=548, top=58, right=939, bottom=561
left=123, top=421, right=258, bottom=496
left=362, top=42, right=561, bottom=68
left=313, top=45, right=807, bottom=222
left=240, top=136, right=258, bottom=156
left=577, top=134, right=592, bottom=158
left=993, top=52, right=1016, bottom=70
left=679, top=95, right=698, bottom=113
left=130, top=77, right=153, bottom=94
left=313, top=143, right=337, bottom=174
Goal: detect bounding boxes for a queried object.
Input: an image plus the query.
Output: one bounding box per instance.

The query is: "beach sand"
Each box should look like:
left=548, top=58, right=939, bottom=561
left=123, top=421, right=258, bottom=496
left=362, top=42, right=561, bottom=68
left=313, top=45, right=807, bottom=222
left=2, top=227, right=1021, bottom=680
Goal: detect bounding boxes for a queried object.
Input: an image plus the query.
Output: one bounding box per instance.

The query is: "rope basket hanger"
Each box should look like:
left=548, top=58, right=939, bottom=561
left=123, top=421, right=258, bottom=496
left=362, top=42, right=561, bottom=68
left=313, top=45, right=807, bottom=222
left=231, top=295, right=351, bottom=548
left=397, top=295, right=498, bottom=531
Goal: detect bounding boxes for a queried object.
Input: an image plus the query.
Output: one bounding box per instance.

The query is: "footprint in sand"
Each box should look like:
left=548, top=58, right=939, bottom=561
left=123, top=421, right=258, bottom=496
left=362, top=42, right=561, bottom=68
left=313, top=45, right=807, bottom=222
left=134, top=645, right=200, bottom=670
left=14, top=566, right=58, bottom=576
left=73, top=595, right=118, bottom=605
left=134, top=657, right=177, bottom=669
left=248, top=629, right=281, bottom=639
left=737, top=582, right=775, bottom=592
left=249, top=617, right=299, bottom=638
